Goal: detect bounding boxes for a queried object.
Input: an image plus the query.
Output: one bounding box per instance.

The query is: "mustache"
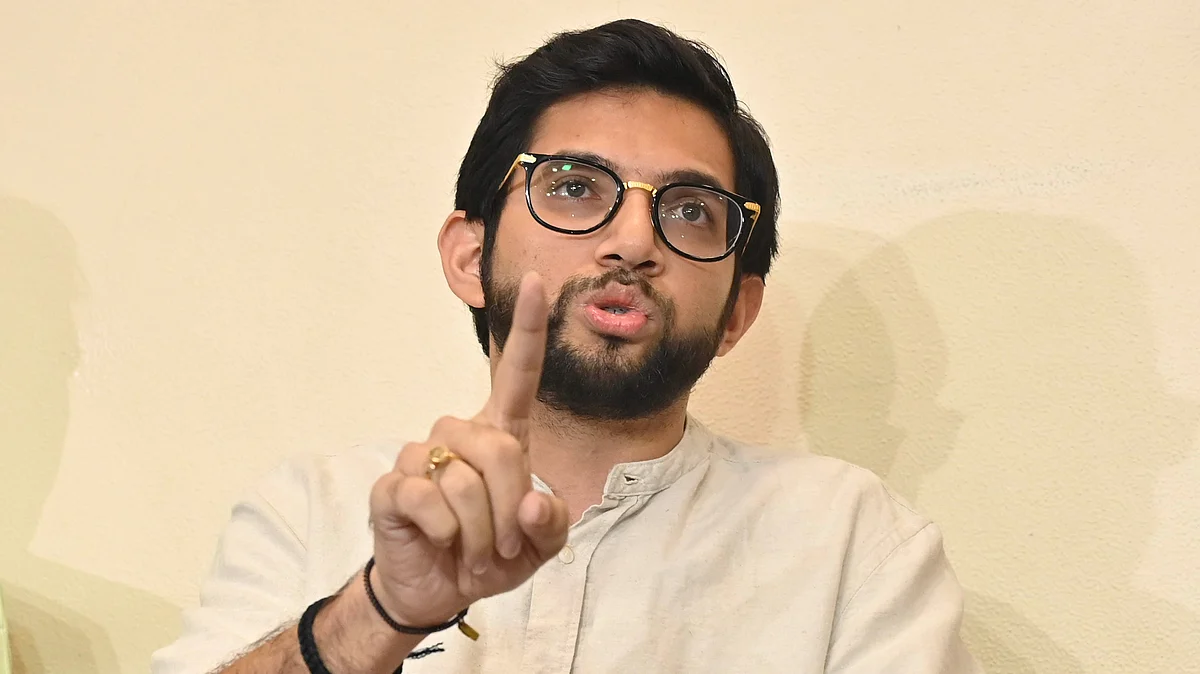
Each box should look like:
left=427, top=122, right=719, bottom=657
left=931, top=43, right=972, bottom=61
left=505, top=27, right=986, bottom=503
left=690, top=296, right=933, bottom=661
left=484, top=267, right=676, bottom=354
left=554, top=268, right=670, bottom=317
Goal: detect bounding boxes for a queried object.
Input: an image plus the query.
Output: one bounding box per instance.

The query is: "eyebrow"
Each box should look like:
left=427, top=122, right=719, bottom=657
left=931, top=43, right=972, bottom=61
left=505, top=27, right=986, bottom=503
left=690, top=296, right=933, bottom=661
left=556, top=149, right=730, bottom=192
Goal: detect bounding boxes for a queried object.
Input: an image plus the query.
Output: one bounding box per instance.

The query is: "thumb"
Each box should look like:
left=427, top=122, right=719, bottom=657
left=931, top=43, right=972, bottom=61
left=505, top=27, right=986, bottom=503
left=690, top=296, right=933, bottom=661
left=517, top=491, right=569, bottom=562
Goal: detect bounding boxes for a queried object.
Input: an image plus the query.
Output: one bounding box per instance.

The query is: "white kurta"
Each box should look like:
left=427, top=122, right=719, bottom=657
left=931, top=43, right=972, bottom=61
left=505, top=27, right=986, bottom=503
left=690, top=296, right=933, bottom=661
left=152, top=419, right=981, bottom=673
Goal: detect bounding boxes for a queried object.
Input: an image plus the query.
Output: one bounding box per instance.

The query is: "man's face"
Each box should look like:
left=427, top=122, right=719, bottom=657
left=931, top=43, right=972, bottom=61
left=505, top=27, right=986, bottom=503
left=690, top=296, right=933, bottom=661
left=485, top=89, right=742, bottom=421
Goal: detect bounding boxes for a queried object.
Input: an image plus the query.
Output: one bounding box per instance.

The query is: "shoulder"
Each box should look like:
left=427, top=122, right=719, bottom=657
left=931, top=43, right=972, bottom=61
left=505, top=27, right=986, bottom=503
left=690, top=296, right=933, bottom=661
left=703, top=430, right=933, bottom=585
left=709, top=432, right=923, bottom=526
left=244, top=441, right=400, bottom=543
left=257, top=441, right=398, bottom=495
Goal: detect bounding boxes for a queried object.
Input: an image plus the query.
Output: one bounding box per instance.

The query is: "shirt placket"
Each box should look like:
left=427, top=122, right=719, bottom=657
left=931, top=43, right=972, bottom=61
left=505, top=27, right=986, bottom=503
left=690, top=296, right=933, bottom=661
left=518, top=496, right=635, bottom=674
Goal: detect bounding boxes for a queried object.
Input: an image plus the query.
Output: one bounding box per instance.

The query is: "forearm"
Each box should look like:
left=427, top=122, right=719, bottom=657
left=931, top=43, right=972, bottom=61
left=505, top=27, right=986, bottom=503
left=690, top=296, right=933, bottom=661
left=218, top=571, right=424, bottom=674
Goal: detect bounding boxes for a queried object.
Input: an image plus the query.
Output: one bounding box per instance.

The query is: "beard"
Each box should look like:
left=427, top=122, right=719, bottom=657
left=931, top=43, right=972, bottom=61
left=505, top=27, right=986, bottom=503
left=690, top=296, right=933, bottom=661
left=484, top=267, right=733, bottom=421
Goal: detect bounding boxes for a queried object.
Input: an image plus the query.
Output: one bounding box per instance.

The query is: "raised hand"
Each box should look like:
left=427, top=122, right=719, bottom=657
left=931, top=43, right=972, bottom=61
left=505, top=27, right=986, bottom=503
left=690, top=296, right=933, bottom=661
left=366, top=271, right=570, bottom=629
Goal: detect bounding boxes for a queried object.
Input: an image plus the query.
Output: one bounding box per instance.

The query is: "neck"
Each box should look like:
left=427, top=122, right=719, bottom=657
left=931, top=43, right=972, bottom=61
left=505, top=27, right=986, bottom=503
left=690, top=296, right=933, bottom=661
left=526, top=399, right=689, bottom=523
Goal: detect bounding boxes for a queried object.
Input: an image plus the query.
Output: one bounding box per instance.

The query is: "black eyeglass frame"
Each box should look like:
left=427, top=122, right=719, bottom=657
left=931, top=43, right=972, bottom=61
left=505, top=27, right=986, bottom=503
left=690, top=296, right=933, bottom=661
left=496, top=152, right=761, bottom=263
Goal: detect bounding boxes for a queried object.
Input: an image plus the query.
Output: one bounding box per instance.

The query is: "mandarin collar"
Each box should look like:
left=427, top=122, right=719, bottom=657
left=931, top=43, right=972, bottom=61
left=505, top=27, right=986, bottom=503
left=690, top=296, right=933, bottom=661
left=531, top=415, right=714, bottom=498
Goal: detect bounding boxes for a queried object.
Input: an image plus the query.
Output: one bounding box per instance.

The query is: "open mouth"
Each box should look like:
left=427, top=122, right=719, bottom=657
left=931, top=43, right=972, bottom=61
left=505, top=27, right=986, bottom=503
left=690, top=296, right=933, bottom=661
left=582, top=296, right=650, bottom=339
left=572, top=280, right=659, bottom=340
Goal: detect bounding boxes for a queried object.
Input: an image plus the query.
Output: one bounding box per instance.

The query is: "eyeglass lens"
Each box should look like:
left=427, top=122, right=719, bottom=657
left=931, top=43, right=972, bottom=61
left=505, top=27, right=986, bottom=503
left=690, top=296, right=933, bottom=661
left=529, top=158, right=741, bottom=260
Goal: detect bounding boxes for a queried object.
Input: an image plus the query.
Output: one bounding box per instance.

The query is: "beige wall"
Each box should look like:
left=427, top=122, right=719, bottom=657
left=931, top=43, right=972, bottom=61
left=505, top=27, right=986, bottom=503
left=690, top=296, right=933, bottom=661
left=2, top=2, right=1198, bottom=672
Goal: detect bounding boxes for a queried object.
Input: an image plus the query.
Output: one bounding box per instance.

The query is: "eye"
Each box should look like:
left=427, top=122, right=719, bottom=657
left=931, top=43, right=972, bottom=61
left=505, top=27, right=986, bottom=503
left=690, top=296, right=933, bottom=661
left=667, top=199, right=712, bottom=225
left=678, top=202, right=706, bottom=222
left=548, top=177, right=597, bottom=200
left=564, top=179, right=589, bottom=199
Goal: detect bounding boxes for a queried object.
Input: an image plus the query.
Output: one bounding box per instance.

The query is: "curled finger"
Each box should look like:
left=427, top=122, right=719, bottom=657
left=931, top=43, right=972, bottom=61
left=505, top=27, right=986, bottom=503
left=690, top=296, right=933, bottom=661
left=370, top=471, right=459, bottom=548
left=431, top=421, right=530, bottom=561
left=434, top=458, right=496, bottom=575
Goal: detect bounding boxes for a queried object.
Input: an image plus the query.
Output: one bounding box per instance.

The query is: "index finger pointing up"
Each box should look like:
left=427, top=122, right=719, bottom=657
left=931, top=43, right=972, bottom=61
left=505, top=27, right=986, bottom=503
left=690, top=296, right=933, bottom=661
left=483, top=271, right=550, bottom=436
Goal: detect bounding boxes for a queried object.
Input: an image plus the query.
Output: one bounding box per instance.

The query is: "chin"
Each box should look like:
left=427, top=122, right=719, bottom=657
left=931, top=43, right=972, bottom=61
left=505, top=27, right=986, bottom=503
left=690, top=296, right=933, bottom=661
left=555, top=340, right=648, bottom=377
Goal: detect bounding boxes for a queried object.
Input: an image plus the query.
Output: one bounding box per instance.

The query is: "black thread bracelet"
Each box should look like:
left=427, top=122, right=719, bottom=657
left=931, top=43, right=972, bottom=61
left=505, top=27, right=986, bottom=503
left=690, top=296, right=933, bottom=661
left=297, top=596, right=334, bottom=674
left=297, top=595, right=406, bottom=674
left=363, top=557, right=478, bottom=640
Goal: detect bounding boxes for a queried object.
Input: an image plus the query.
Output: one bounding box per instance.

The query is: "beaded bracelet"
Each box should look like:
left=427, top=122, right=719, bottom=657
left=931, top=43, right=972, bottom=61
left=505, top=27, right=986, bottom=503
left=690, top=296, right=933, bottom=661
left=363, top=557, right=479, bottom=640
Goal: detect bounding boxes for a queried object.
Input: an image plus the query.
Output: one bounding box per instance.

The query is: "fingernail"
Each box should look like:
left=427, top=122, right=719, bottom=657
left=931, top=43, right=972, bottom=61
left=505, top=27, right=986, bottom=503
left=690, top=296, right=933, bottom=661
left=500, top=537, right=521, bottom=560
left=473, top=560, right=489, bottom=576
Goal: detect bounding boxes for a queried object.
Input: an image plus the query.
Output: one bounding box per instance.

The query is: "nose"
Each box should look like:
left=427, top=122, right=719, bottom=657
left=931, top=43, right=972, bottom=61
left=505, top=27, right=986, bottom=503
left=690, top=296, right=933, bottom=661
left=593, top=183, right=666, bottom=275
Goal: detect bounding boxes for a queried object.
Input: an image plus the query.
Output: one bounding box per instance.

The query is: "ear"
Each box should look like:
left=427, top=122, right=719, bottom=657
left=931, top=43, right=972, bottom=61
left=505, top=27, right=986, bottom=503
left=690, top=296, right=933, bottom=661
left=716, top=274, right=765, bottom=357
left=438, top=210, right=485, bottom=309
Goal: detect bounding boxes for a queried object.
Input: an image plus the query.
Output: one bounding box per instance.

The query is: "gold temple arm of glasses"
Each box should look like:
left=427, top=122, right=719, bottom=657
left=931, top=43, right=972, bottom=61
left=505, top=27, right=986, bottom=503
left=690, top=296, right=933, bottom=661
left=742, top=201, right=761, bottom=252
left=498, top=153, right=537, bottom=191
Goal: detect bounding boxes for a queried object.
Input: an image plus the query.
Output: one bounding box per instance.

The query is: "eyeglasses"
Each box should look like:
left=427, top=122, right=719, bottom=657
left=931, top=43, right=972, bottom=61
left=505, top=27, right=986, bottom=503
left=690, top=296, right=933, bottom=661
left=496, top=152, right=761, bottom=263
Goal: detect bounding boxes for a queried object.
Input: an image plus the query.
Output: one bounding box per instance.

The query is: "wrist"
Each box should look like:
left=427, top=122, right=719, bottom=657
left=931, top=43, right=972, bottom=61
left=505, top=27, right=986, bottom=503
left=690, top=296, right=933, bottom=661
left=312, top=572, right=424, bottom=674
left=366, top=559, right=462, bottom=630
left=364, top=559, right=481, bottom=643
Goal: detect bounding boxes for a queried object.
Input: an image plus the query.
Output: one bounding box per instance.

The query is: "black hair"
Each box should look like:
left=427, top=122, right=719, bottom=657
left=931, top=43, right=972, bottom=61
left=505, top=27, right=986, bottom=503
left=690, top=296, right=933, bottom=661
left=454, top=19, right=780, bottom=355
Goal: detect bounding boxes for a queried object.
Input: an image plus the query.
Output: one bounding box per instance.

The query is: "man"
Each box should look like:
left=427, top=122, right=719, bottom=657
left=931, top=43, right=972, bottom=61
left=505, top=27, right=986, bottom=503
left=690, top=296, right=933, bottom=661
left=153, top=19, right=980, bottom=674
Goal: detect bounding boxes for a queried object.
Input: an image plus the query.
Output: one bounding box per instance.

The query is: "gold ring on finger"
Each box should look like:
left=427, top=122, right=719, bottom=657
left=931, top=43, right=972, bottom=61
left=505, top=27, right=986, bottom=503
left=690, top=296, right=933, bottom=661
left=425, top=445, right=461, bottom=480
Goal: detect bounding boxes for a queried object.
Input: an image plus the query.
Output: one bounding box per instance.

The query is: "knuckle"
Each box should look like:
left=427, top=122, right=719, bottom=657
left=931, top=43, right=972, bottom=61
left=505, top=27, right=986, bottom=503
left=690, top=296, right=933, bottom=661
left=439, top=469, right=481, bottom=503
left=368, top=475, right=394, bottom=511
left=494, top=433, right=523, bottom=460
left=457, top=423, right=498, bottom=460
left=395, top=478, right=436, bottom=513
left=467, top=418, right=496, bottom=439
left=428, top=525, right=458, bottom=548
left=473, top=427, right=518, bottom=462
left=431, top=415, right=461, bottom=437
left=395, top=443, right=420, bottom=471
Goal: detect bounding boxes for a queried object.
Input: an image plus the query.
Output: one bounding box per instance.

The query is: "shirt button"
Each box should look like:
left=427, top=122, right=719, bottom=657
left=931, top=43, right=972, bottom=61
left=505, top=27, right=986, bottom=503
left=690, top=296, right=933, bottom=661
left=557, top=544, right=575, bottom=564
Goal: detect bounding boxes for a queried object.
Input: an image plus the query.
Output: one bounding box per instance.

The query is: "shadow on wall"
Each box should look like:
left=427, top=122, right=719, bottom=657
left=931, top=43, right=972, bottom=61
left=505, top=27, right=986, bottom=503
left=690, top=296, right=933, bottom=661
left=801, top=212, right=1200, bottom=672
left=797, top=229, right=959, bottom=502
left=0, top=197, right=179, bottom=673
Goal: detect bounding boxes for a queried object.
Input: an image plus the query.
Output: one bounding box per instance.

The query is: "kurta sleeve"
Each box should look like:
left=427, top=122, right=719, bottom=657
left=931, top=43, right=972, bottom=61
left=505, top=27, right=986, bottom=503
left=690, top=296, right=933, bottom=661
left=151, top=461, right=311, bottom=674
left=825, top=523, right=983, bottom=674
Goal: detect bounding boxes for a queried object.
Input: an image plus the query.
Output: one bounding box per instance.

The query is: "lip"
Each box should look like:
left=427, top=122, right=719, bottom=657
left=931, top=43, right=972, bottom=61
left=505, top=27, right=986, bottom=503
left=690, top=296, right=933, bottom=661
left=576, top=283, right=656, bottom=339
left=580, top=283, right=656, bottom=317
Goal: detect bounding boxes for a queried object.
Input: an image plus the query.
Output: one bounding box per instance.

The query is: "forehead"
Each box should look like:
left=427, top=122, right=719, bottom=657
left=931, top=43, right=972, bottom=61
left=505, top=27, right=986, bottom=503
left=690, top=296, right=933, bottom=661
left=527, top=89, right=736, bottom=189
